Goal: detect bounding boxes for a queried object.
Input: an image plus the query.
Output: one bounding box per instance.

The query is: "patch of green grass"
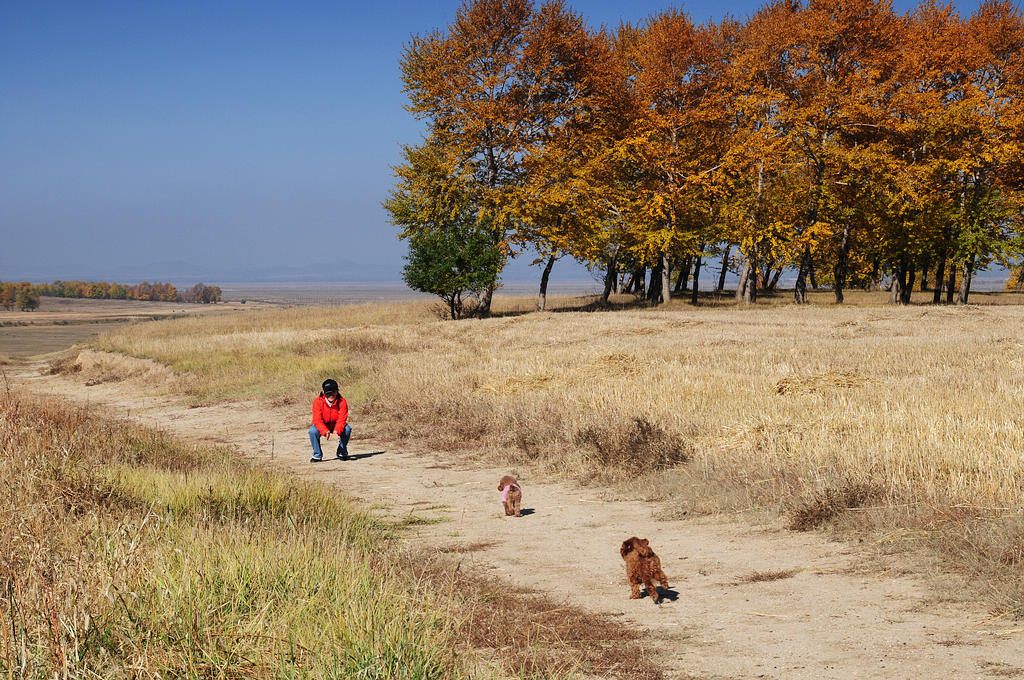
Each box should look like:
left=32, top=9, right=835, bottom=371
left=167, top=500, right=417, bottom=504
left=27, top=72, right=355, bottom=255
left=399, top=514, right=449, bottom=527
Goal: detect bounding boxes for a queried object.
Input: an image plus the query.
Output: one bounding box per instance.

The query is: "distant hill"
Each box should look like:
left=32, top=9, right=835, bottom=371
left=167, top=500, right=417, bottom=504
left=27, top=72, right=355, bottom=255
left=4, top=257, right=1008, bottom=290
left=3, top=255, right=598, bottom=285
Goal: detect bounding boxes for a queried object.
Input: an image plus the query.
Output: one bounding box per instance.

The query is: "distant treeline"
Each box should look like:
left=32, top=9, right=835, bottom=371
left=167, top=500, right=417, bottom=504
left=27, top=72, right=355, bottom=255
left=0, top=280, right=223, bottom=311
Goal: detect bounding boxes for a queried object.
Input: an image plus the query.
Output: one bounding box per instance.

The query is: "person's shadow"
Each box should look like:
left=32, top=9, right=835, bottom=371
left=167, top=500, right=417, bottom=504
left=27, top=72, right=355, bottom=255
left=345, top=450, right=386, bottom=461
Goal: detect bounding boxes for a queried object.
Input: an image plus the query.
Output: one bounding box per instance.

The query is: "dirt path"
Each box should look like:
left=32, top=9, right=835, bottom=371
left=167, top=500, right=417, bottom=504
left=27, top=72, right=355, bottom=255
left=10, top=355, right=1024, bottom=680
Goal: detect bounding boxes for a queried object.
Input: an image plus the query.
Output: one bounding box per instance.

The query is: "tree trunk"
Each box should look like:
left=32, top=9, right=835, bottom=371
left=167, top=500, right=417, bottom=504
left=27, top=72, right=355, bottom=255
left=630, top=266, right=646, bottom=297
left=933, top=251, right=946, bottom=303
left=746, top=252, right=758, bottom=303
left=690, top=253, right=702, bottom=305
left=891, top=258, right=910, bottom=305
left=743, top=160, right=763, bottom=305
left=956, top=255, right=975, bottom=305
left=675, top=257, right=692, bottom=293
left=870, top=259, right=881, bottom=290
left=902, top=265, right=915, bottom=304
left=794, top=246, right=813, bottom=304
left=622, top=271, right=635, bottom=295
left=834, top=224, right=850, bottom=304
left=795, top=158, right=824, bottom=304
left=479, top=285, right=494, bottom=317
left=717, top=245, right=731, bottom=292
left=476, top=145, right=501, bottom=319
left=536, top=254, right=557, bottom=311
left=767, top=267, right=784, bottom=291
left=946, top=263, right=956, bottom=304
left=601, top=248, right=618, bottom=304
left=736, top=259, right=750, bottom=302
left=661, top=253, right=671, bottom=304
left=808, top=260, right=818, bottom=289
left=647, top=259, right=664, bottom=303
left=920, top=256, right=931, bottom=291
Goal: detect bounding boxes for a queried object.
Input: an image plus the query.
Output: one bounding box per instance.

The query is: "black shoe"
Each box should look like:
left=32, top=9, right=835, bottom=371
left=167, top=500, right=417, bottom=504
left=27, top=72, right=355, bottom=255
left=336, top=448, right=349, bottom=460
left=310, top=456, right=323, bottom=463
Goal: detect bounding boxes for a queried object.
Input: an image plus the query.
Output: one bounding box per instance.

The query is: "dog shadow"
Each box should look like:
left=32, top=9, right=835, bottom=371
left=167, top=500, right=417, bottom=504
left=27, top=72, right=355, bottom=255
left=645, top=587, right=679, bottom=602
left=347, top=450, right=386, bottom=461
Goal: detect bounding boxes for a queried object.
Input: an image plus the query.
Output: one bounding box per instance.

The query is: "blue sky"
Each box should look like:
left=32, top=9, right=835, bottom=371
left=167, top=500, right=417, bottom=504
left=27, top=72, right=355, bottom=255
left=0, top=0, right=982, bottom=283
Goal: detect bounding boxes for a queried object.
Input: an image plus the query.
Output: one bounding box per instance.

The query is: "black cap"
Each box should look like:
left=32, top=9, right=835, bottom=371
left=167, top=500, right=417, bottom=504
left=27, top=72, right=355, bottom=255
left=321, top=378, right=339, bottom=394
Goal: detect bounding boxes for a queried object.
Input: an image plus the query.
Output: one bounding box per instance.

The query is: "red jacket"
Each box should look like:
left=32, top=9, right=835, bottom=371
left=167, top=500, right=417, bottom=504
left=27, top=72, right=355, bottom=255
left=312, top=393, right=348, bottom=436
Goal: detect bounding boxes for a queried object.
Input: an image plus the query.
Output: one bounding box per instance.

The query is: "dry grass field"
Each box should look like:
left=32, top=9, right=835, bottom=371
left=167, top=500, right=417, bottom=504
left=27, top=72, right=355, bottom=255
left=78, top=291, right=1024, bottom=615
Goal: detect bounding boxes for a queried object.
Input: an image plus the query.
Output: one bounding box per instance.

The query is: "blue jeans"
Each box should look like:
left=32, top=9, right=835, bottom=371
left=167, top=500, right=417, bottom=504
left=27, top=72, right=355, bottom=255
left=309, top=424, right=351, bottom=460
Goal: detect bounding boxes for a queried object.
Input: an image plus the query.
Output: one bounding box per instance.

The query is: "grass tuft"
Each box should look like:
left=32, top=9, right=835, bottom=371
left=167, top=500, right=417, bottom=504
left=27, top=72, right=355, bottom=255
left=737, top=568, right=801, bottom=583
left=789, top=482, right=883, bottom=531
left=575, top=417, right=692, bottom=474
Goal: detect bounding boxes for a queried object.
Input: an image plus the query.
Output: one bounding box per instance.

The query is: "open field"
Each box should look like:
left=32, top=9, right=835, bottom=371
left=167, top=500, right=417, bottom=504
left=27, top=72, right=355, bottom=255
left=9, top=290, right=1024, bottom=678
left=0, top=321, right=133, bottom=357
left=7, top=289, right=1024, bottom=676
left=77, top=294, right=1024, bottom=601
left=0, top=296, right=265, bottom=358
left=5, top=286, right=1022, bottom=360
left=0, top=295, right=264, bottom=324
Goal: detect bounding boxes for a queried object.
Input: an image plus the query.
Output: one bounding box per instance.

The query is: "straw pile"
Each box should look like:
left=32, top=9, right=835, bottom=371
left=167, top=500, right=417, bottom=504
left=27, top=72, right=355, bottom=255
left=774, top=370, right=871, bottom=395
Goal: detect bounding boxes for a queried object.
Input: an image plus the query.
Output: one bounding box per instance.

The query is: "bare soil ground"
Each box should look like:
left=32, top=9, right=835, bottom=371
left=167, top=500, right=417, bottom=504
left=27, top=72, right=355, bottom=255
left=9, top=353, right=1024, bottom=680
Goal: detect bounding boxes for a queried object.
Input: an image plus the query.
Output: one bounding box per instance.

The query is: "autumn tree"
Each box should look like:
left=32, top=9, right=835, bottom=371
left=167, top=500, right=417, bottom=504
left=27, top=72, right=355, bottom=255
left=947, top=2, right=1024, bottom=303
left=0, top=283, right=15, bottom=311
left=400, top=0, right=539, bottom=316
left=512, top=4, right=621, bottom=310
left=720, top=0, right=801, bottom=303
left=615, top=12, right=734, bottom=304
left=15, top=286, right=39, bottom=311
left=776, top=0, right=904, bottom=303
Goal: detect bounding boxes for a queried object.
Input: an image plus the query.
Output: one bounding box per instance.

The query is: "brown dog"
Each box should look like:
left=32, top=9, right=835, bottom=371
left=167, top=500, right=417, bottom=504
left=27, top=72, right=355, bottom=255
left=497, top=475, right=522, bottom=517
left=620, top=537, right=669, bottom=603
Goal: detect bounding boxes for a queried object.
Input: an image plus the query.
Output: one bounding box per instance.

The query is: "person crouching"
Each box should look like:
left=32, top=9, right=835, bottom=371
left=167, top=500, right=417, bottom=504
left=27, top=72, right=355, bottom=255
left=309, top=378, right=351, bottom=463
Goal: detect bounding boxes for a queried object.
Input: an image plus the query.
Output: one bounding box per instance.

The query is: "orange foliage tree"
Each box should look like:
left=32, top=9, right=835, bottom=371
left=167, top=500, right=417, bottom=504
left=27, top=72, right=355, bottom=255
left=393, top=0, right=1024, bottom=308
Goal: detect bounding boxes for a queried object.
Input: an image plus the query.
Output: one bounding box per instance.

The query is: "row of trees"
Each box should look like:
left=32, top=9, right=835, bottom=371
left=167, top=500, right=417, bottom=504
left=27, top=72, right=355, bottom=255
left=0, top=281, right=223, bottom=310
left=0, top=283, right=41, bottom=312
left=387, top=0, right=1024, bottom=314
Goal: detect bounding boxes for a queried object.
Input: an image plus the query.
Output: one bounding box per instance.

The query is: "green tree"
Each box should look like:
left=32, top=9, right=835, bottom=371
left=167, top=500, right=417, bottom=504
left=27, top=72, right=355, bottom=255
left=386, top=143, right=501, bottom=319
left=401, top=220, right=502, bottom=320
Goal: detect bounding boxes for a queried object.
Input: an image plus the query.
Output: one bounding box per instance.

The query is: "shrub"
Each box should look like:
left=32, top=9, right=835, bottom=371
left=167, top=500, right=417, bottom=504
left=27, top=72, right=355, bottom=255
left=575, top=417, right=692, bottom=475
